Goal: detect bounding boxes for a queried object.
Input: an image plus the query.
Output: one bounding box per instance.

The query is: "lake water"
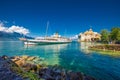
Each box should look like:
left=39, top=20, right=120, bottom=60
left=0, top=41, right=120, bottom=80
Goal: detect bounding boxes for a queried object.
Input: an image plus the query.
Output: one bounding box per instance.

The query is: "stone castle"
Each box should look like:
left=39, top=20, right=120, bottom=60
left=78, top=29, right=101, bottom=42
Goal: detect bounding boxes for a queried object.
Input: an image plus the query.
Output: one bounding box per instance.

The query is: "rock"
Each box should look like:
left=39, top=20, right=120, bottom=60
left=0, top=55, right=96, bottom=80
left=15, top=59, right=26, bottom=67
left=31, top=64, right=38, bottom=72
left=38, top=66, right=96, bottom=80
left=27, top=56, right=36, bottom=61
left=1, top=55, right=9, bottom=60
left=76, top=72, right=84, bottom=80
left=69, top=72, right=78, bottom=80
left=0, top=56, right=24, bottom=80
left=11, top=57, right=20, bottom=62
left=22, top=55, right=29, bottom=60
left=11, top=55, right=45, bottom=74
left=84, top=75, right=96, bottom=80
left=22, top=63, right=38, bottom=72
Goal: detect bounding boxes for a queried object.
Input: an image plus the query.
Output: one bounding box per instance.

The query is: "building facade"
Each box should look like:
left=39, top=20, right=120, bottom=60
left=78, top=29, right=101, bottom=42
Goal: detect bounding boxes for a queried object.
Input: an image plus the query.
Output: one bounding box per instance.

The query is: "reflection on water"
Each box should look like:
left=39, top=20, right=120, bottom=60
left=0, top=41, right=120, bottom=80
left=24, top=44, right=68, bottom=51
left=80, top=42, right=95, bottom=53
left=24, top=44, right=68, bottom=65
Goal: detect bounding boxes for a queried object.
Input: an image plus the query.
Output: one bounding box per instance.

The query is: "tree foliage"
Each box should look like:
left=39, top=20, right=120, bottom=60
left=100, top=27, right=120, bottom=44
left=110, top=27, right=120, bottom=43
left=100, top=29, right=110, bottom=43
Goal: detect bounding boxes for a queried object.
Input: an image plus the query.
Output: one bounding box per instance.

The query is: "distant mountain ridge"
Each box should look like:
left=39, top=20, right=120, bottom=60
left=0, top=31, right=33, bottom=41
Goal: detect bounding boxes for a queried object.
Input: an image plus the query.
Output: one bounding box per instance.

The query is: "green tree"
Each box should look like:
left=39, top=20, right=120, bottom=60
left=117, top=31, right=120, bottom=41
left=110, top=27, right=120, bottom=43
left=101, top=29, right=110, bottom=43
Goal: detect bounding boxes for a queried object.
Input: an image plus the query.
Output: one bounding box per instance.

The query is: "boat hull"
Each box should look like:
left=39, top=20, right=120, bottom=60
left=24, top=40, right=71, bottom=45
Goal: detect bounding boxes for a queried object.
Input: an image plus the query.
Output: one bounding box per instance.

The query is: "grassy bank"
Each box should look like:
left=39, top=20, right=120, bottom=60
left=89, top=44, right=120, bottom=57
left=89, top=44, right=120, bottom=51
left=89, top=48, right=120, bottom=57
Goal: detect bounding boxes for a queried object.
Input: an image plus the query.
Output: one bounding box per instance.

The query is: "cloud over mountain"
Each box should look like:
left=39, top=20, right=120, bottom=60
left=70, top=35, right=78, bottom=40
left=0, top=22, right=29, bottom=35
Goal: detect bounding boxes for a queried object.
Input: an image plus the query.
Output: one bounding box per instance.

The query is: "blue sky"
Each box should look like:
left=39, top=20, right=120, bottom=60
left=0, top=0, right=120, bottom=37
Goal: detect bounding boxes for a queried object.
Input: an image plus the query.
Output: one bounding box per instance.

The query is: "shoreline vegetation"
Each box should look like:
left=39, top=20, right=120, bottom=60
left=89, top=44, right=120, bottom=51
left=89, top=44, right=120, bottom=57
left=0, top=55, right=95, bottom=80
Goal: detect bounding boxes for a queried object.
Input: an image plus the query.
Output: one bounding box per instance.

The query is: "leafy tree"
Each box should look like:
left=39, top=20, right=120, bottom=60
left=117, top=31, right=120, bottom=41
left=110, top=27, right=120, bottom=43
left=100, top=29, right=110, bottom=43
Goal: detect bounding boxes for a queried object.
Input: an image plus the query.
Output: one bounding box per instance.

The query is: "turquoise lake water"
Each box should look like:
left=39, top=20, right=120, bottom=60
left=0, top=41, right=120, bottom=80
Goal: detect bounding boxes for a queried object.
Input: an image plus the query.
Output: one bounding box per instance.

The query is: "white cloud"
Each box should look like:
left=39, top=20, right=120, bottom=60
left=0, top=22, right=29, bottom=35
left=0, top=22, right=8, bottom=32
left=8, top=25, right=29, bottom=35
left=70, top=35, right=78, bottom=40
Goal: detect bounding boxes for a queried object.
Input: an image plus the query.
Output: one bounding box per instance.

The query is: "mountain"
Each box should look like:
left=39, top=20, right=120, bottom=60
left=0, top=31, right=33, bottom=41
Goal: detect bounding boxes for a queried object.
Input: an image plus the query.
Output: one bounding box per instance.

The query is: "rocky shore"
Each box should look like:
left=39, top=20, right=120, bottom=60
left=0, top=55, right=95, bottom=80
left=89, top=44, right=120, bottom=51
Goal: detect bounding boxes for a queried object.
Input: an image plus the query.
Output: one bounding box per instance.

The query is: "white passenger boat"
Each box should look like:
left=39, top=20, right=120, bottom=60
left=22, top=33, right=72, bottom=45
left=20, top=22, right=72, bottom=45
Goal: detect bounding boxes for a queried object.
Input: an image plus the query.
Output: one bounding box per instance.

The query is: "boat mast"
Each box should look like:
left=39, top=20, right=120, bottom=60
left=45, top=21, right=49, bottom=38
